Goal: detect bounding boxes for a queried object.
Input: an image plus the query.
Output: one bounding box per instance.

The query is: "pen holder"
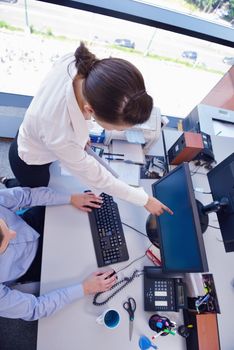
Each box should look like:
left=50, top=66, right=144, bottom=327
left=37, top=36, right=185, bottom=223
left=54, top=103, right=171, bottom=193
left=149, top=314, right=175, bottom=336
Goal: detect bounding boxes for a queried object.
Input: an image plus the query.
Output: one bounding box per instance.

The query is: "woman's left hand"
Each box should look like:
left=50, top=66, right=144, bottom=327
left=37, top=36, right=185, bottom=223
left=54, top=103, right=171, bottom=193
left=70, top=192, right=103, bottom=212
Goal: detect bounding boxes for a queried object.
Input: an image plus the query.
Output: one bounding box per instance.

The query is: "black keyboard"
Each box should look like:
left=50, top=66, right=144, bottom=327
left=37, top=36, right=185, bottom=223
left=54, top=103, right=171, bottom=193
left=88, top=193, right=129, bottom=267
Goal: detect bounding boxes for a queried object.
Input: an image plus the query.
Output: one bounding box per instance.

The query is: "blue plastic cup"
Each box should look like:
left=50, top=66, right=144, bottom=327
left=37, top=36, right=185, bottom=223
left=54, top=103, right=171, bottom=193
left=139, top=335, right=158, bottom=349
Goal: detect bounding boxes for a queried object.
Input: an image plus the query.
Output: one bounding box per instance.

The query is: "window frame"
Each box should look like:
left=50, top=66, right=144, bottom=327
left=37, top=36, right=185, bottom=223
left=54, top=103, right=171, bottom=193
left=37, top=0, right=234, bottom=47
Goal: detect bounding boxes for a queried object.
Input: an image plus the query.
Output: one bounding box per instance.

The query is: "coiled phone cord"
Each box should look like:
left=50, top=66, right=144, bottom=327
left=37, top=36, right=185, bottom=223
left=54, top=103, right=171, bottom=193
left=93, top=270, right=143, bottom=306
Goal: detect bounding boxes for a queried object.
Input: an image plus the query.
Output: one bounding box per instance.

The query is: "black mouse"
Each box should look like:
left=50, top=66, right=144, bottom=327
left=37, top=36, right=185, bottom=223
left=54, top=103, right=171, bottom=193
left=83, top=190, right=102, bottom=209
left=104, top=270, right=117, bottom=280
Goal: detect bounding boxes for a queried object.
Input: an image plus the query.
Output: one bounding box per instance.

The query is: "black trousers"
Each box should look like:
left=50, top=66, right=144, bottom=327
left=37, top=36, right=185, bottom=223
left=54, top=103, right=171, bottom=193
left=17, top=206, right=46, bottom=283
left=6, top=133, right=51, bottom=188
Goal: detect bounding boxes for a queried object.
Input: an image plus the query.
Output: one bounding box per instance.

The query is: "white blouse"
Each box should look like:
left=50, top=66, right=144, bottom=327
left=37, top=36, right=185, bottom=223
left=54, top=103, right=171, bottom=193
left=18, top=54, right=148, bottom=206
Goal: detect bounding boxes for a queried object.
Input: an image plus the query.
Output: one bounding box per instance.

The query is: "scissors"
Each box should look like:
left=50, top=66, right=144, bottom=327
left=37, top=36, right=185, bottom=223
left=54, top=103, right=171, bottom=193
left=123, top=297, right=136, bottom=341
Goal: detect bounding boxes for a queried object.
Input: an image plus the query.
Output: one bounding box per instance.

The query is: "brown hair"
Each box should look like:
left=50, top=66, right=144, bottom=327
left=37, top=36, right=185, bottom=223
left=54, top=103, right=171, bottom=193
left=74, top=42, right=153, bottom=126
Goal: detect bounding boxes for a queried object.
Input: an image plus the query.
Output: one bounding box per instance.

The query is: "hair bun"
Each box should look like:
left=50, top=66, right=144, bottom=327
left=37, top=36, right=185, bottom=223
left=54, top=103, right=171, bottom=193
left=74, top=42, right=98, bottom=78
left=130, top=90, right=146, bottom=101
left=123, top=92, right=153, bottom=125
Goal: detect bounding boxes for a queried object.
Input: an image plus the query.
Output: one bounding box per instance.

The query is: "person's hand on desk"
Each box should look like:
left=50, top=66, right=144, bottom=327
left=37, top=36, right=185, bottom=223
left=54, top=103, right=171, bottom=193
left=70, top=192, right=103, bottom=212
left=144, top=196, right=173, bottom=216
left=83, top=270, right=117, bottom=295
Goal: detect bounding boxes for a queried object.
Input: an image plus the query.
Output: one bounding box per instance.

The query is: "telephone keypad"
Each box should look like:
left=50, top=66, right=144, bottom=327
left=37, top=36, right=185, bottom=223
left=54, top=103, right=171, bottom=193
left=144, top=276, right=176, bottom=311
left=144, top=267, right=186, bottom=312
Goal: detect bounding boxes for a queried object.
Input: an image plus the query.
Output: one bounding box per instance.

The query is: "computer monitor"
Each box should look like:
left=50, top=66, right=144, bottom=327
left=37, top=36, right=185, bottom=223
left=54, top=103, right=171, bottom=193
left=150, top=162, right=208, bottom=273
left=207, top=152, right=234, bottom=253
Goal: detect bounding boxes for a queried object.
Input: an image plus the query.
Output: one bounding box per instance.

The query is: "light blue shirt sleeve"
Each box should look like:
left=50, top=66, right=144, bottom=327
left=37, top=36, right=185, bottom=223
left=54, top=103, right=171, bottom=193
left=0, top=187, right=71, bottom=211
left=0, top=282, right=84, bottom=321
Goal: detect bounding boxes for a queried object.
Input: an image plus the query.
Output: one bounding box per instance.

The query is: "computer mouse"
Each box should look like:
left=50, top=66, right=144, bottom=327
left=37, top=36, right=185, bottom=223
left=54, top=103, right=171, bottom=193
left=83, top=190, right=102, bottom=208
left=104, top=270, right=117, bottom=280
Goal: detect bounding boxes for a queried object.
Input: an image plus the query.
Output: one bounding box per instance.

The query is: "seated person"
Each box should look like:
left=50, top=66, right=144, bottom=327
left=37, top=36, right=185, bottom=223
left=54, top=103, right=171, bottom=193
left=0, top=186, right=117, bottom=321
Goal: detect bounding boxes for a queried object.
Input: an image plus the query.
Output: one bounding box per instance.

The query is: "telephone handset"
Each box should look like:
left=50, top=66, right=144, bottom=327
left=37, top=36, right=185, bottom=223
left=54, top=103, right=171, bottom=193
left=144, top=266, right=187, bottom=312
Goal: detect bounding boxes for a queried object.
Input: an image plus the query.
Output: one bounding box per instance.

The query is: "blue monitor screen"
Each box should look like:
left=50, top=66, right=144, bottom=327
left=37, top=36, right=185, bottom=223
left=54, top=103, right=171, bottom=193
left=152, top=163, right=208, bottom=272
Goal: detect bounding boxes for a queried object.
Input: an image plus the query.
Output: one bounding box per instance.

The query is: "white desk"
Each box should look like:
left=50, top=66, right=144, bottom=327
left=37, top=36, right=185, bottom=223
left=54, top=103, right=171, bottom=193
left=37, top=131, right=234, bottom=350
left=37, top=145, right=186, bottom=349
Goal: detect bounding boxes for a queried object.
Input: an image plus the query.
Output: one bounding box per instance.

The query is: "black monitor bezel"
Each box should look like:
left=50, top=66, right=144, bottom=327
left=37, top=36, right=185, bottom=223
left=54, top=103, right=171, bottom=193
left=152, top=162, right=208, bottom=273
left=207, top=152, right=234, bottom=179
left=207, top=152, right=234, bottom=252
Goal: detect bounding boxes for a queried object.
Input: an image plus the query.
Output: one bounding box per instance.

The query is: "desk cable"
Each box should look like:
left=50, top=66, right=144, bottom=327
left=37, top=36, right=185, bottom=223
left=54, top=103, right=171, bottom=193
left=92, top=246, right=151, bottom=306
left=121, top=222, right=148, bottom=238
left=190, top=160, right=216, bottom=176
left=194, top=187, right=211, bottom=195
left=208, top=224, right=220, bottom=230
left=93, top=269, right=144, bottom=306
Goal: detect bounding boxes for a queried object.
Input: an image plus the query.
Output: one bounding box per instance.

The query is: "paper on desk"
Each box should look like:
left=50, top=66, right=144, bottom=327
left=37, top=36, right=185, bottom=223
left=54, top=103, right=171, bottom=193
left=85, top=145, right=119, bottom=178
left=110, top=161, right=140, bottom=187
left=125, top=129, right=145, bottom=144
left=111, top=140, right=145, bottom=164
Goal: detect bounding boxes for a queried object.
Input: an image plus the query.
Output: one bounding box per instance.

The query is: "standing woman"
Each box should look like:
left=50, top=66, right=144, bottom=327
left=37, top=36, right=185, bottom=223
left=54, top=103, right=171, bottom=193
left=4, top=42, right=172, bottom=216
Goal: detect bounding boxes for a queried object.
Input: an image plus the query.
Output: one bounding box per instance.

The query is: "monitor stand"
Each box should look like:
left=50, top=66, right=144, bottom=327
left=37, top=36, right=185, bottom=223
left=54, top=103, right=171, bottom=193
left=145, top=213, right=160, bottom=247
left=196, top=200, right=209, bottom=233
left=196, top=198, right=229, bottom=233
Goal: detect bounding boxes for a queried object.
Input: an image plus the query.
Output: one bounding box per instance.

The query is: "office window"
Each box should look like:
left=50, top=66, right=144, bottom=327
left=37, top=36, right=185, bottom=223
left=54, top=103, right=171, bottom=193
left=0, top=0, right=233, bottom=117
left=138, top=0, right=234, bottom=27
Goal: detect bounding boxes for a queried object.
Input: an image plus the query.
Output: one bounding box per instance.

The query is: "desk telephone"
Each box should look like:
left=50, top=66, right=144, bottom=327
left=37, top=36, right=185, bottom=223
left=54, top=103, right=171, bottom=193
left=93, top=267, right=187, bottom=310
left=144, top=266, right=187, bottom=312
